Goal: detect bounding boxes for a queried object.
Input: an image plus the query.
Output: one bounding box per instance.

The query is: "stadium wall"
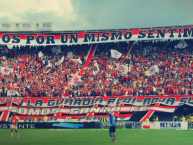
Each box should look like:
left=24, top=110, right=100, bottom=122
left=0, top=121, right=193, bottom=129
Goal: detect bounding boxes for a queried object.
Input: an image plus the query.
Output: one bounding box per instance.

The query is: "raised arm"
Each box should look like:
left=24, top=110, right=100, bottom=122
left=103, top=106, right=110, bottom=114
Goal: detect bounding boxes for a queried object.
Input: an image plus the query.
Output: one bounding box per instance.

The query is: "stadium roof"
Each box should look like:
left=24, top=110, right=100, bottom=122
left=1, top=24, right=193, bottom=34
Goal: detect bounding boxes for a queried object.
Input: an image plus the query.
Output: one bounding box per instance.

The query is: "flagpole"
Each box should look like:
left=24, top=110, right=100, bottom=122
left=161, top=41, right=170, bottom=53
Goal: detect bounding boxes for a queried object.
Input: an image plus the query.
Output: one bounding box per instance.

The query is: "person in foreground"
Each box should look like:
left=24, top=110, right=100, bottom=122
left=103, top=106, right=116, bottom=143
left=10, top=112, right=20, bottom=138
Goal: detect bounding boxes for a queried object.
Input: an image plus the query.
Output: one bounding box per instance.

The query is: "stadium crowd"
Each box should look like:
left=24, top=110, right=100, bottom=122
left=0, top=39, right=193, bottom=97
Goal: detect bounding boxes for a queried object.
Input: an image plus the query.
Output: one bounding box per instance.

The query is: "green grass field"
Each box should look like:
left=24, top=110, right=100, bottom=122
left=0, top=129, right=193, bottom=145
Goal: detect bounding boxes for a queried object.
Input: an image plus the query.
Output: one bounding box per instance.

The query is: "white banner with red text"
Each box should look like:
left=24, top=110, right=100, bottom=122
left=0, top=27, right=193, bottom=45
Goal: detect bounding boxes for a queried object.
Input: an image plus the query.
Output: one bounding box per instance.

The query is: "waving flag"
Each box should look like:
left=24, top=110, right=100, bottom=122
left=93, top=61, right=100, bottom=75
left=52, top=46, right=61, bottom=54
left=43, top=63, right=52, bottom=74
left=117, top=65, right=128, bottom=74
left=38, top=51, right=44, bottom=58
left=71, top=58, right=82, bottom=64
left=7, top=90, right=19, bottom=96
left=145, top=65, right=159, bottom=76
left=175, top=40, right=188, bottom=49
left=72, top=76, right=82, bottom=83
left=70, top=75, right=82, bottom=86
left=1, top=67, right=13, bottom=75
left=0, top=56, right=6, bottom=60
left=18, top=56, right=24, bottom=62
left=67, top=52, right=73, bottom=58
left=55, top=56, right=64, bottom=66
left=107, top=65, right=114, bottom=69
left=111, top=49, right=122, bottom=59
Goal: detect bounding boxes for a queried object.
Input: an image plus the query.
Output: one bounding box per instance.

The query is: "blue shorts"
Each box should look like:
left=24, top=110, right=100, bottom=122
left=109, top=126, right=116, bottom=133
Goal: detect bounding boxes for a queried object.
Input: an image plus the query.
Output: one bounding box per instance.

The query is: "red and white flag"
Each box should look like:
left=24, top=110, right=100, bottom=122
left=43, top=63, right=52, bottom=74
left=43, top=68, right=52, bottom=74
left=70, top=75, right=82, bottom=86
left=145, top=65, right=159, bottom=76
left=1, top=67, right=13, bottom=75
left=117, top=65, right=128, bottom=74
left=55, top=56, right=64, bottom=66
left=71, top=58, right=82, bottom=64
left=18, top=56, right=24, bottom=62
left=7, top=90, right=19, bottom=96
left=107, top=65, right=114, bottom=69
left=0, top=56, right=6, bottom=60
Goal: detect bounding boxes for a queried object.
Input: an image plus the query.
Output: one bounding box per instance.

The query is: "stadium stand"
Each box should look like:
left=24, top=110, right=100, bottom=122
left=0, top=39, right=193, bottom=97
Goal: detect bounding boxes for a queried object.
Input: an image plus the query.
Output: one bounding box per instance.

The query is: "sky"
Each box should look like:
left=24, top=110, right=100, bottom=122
left=0, top=0, right=193, bottom=31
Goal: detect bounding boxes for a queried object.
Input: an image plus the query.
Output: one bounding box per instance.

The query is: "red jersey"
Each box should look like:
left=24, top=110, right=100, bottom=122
left=11, top=115, right=19, bottom=125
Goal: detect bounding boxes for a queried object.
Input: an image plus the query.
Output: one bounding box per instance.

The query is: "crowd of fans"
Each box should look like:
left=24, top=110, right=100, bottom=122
left=0, top=39, right=193, bottom=97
